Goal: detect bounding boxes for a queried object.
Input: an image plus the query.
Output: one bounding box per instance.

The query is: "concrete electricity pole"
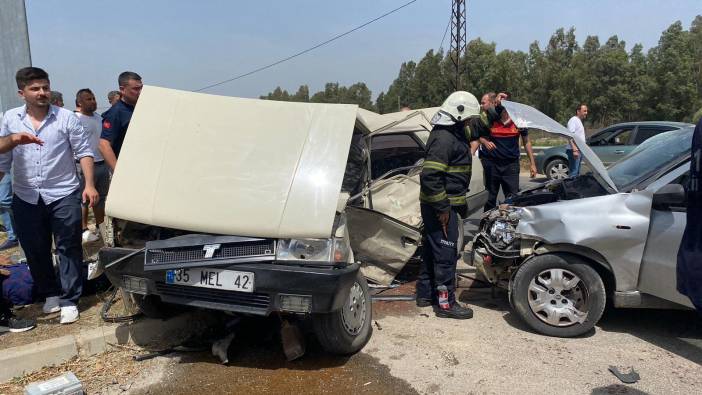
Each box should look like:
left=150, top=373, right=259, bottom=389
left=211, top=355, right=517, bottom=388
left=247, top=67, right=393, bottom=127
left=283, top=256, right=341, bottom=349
left=449, top=0, right=466, bottom=91
left=0, top=0, right=32, bottom=113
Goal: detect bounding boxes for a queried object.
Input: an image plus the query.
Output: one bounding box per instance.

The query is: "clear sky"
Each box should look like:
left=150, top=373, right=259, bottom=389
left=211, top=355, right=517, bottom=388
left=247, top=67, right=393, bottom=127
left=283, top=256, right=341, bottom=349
left=24, top=0, right=701, bottom=109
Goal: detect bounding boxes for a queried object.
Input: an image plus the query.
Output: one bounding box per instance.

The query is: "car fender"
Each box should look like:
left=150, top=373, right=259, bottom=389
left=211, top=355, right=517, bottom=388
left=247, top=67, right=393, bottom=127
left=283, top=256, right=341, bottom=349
left=515, top=192, right=653, bottom=292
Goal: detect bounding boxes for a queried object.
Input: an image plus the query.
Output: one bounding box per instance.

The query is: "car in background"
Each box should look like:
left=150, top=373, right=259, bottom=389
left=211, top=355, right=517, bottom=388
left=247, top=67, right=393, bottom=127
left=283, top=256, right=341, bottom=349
left=535, top=121, right=692, bottom=180
left=469, top=102, right=695, bottom=337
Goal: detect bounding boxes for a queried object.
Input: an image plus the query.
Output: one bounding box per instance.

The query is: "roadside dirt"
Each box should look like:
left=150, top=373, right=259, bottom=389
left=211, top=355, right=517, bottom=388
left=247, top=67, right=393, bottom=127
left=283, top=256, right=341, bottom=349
left=0, top=290, right=124, bottom=350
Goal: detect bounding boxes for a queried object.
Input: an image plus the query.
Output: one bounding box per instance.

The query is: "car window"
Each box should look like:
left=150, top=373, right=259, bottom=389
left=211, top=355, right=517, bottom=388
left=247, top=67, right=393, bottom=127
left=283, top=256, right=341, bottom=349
left=605, top=128, right=634, bottom=146
left=370, top=133, right=424, bottom=179
left=633, top=127, right=675, bottom=145
left=608, top=128, right=694, bottom=190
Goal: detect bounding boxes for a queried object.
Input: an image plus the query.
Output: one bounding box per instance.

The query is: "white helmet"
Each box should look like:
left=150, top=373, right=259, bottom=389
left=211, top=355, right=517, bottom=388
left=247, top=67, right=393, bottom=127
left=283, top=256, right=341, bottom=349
left=431, top=91, right=481, bottom=126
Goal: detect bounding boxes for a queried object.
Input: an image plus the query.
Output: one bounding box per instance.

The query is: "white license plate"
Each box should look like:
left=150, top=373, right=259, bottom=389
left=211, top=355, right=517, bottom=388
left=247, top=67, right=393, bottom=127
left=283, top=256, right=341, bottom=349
left=165, top=268, right=254, bottom=293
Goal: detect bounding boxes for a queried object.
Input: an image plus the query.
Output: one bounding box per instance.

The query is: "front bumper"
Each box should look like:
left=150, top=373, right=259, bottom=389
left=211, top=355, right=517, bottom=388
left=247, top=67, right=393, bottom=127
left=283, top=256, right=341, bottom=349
left=100, top=247, right=358, bottom=316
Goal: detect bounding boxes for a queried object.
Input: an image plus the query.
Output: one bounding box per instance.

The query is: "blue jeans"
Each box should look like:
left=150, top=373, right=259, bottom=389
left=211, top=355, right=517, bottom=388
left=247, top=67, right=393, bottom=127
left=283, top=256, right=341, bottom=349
left=566, top=149, right=582, bottom=177
left=0, top=174, right=17, bottom=242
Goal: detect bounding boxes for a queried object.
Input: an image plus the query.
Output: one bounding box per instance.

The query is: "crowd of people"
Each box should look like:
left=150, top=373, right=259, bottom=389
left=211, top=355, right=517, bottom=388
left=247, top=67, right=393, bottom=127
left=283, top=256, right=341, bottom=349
left=0, top=67, right=142, bottom=332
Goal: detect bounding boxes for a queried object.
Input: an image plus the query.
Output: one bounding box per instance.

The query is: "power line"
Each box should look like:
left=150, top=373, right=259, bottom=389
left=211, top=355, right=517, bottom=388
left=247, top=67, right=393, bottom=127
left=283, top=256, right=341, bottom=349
left=194, top=0, right=418, bottom=92
left=438, top=8, right=451, bottom=51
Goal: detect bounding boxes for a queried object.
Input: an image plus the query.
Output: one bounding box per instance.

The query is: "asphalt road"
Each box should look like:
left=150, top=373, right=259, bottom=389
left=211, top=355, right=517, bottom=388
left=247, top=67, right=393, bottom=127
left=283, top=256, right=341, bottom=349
left=116, top=175, right=701, bottom=395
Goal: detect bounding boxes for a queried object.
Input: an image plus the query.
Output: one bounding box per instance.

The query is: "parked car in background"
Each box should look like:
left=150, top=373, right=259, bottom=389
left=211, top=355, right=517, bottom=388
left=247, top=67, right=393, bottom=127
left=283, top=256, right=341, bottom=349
left=535, top=121, right=692, bottom=180
left=469, top=102, right=695, bottom=338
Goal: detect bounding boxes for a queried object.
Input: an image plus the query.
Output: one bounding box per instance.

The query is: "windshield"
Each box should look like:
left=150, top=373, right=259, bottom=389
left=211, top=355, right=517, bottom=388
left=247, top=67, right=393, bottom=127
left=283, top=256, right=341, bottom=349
left=608, top=127, right=694, bottom=189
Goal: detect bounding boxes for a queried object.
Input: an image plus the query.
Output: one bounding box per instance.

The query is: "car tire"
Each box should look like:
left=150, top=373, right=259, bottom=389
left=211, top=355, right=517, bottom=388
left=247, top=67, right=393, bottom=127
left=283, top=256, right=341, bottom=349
left=131, top=293, right=183, bottom=319
left=312, top=271, right=372, bottom=355
left=544, top=158, right=569, bottom=180
left=509, top=253, right=606, bottom=337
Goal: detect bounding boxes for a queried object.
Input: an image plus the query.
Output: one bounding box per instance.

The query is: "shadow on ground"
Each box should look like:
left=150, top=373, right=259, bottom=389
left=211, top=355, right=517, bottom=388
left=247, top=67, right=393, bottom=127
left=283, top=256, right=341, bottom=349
left=597, top=306, right=702, bottom=365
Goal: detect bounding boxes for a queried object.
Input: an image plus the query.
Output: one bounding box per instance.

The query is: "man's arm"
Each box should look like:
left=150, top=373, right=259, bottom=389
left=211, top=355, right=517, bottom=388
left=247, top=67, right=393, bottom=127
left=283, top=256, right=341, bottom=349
left=99, top=138, right=117, bottom=171
left=521, top=132, right=537, bottom=178
left=0, top=132, right=43, bottom=154
left=67, top=114, right=99, bottom=207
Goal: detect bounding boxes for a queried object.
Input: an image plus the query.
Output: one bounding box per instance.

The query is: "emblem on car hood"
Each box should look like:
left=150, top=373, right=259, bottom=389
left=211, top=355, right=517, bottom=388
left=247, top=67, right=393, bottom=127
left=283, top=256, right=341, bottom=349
left=203, top=244, right=221, bottom=258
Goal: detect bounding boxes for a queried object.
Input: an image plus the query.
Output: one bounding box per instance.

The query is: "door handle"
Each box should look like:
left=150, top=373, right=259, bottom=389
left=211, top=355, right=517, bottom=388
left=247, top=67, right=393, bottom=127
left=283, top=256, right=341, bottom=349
left=614, top=150, right=625, bottom=154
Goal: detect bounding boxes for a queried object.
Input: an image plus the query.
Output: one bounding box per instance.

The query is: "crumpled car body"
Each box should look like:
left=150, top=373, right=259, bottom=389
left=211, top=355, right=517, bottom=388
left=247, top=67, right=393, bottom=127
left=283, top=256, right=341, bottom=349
left=470, top=102, right=694, bottom=337
left=98, top=86, right=485, bottom=354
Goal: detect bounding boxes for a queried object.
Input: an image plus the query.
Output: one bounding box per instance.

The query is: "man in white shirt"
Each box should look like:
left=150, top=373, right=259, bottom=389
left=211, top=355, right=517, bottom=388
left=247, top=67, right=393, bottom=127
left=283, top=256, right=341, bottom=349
left=75, top=89, right=109, bottom=242
left=566, top=104, right=588, bottom=176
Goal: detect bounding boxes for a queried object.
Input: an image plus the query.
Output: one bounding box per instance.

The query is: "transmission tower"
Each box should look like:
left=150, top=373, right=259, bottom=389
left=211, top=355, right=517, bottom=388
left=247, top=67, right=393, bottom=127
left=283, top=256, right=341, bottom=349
left=449, top=0, right=466, bottom=91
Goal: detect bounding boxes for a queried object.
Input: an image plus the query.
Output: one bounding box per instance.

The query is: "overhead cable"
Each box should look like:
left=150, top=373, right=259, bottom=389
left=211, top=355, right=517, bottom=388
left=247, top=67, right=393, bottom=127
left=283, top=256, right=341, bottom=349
left=194, top=0, right=418, bottom=92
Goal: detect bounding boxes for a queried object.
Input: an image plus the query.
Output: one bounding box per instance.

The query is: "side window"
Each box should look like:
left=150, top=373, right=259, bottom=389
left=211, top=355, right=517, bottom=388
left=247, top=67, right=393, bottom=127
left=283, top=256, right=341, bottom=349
left=370, top=133, right=424, bottom=179
left=633, top=127, right=674, bottom=145
left=605, top=128, right=634, bottom=146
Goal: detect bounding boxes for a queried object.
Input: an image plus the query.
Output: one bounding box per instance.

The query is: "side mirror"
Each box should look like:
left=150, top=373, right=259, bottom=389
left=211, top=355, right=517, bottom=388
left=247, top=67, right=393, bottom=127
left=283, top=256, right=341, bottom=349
left=652, top=184, right=686, bottom=209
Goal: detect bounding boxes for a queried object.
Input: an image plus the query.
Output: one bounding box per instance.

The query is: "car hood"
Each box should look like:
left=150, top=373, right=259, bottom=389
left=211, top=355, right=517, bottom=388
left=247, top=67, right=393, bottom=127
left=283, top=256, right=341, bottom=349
left=106, top=85, right=364, bottom=238
left=502, top=101, right=618, bottom=192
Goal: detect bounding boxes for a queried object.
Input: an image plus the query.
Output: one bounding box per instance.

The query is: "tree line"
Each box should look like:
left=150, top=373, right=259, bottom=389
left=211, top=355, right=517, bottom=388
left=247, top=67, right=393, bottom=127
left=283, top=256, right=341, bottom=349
left=261, top=17, right=702, bottom=127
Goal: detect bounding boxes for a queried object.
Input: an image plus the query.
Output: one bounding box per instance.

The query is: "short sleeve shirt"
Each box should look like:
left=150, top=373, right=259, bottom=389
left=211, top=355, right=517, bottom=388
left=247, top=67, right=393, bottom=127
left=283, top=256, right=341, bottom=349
left=567, top=116, right=586, bottom=143
left=100, top=100, right=134, bottom=158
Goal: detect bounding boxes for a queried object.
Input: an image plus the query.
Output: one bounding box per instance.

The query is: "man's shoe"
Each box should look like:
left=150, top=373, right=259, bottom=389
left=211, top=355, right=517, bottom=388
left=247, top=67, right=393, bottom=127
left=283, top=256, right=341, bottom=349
left=0, top=239, right=18, bottom=250
left=0, top=314, right=36, bottom=333
left=42, top=296, right=61, bottom=314
left=82, top=229, right=99, bottom=243
left=60, top=306, right=79, bottom=324
left=435, top=303, right=474, bottom=319
left=416, top=298, right=433, bottom=307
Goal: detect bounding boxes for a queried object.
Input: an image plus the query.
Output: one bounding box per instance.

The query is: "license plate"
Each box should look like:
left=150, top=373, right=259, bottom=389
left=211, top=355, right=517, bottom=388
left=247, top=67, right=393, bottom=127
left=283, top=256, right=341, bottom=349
left=165, top=268, right=254, bottom=293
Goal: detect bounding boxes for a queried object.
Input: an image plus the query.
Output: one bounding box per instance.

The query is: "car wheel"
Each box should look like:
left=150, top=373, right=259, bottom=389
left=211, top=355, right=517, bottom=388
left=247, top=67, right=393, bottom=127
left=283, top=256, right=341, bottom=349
left=510, top=253, right=606, bottom=337
left=313, top=271, right=372, bottom=355
left=545, top=158, right=569, bottom=180
left=131, top=293, right=184, bottom=319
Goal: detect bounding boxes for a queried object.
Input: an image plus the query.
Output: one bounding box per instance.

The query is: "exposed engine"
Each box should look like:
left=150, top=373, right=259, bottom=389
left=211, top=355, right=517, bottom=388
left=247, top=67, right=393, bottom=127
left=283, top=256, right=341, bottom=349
left=470, top=174, right=609, bottom=286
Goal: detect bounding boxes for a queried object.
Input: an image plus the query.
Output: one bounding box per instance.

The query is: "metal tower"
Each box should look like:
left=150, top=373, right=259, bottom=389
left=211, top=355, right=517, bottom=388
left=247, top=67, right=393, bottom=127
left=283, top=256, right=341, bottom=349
left=449, top=0, right=466, bottom=91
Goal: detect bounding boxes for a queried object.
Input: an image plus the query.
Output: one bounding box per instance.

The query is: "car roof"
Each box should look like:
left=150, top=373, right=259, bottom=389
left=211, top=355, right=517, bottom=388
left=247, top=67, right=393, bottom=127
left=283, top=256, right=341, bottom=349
left=591, top=121, right=694, bottom=135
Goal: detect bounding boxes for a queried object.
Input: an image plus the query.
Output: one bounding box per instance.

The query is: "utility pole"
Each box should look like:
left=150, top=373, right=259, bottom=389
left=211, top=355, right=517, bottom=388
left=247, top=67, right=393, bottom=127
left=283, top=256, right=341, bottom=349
left=0, top=0, right=32, bottom=113
left=449, top=0, right=466, bottom=91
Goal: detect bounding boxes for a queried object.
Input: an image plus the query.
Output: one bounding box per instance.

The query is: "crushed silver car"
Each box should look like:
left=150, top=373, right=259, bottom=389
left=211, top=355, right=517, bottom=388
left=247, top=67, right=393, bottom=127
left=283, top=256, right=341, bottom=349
left=469, top=101, right=694, bottom=337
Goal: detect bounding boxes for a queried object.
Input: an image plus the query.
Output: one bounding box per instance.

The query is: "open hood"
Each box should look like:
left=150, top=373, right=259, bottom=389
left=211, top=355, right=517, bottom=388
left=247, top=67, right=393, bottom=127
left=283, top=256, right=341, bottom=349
left=502, top=101, right=618, bottom=192
left=106, top=85, right=363, bottom=238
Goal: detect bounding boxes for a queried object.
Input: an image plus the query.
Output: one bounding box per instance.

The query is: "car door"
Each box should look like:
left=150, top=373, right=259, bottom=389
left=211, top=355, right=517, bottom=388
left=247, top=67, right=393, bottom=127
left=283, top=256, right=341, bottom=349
left=637, top=167, right=694, bottom=308
left=590, top=126, right=636, bottom=166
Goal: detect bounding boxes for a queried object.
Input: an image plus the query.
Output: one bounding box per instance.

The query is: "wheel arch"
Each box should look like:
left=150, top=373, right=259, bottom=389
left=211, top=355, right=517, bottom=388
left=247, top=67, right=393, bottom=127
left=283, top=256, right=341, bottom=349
left=531, top=244, right=616, bottom=299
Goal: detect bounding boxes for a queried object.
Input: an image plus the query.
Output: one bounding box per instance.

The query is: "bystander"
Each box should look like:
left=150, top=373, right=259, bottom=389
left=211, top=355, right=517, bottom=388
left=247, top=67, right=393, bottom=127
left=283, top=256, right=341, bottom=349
left=99, top=72, right=143, bottom=172
left=107, top=90, right=121, bottom=107
left=566, top=104, right=588, bottom=176
left=49, top=91, right=64, bottom=107
left=0, top=67, right=99, bottom=324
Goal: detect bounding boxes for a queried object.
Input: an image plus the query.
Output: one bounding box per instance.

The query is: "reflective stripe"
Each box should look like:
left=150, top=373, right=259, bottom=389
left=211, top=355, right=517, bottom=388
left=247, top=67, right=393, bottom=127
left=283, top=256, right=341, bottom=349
left=447, top=165, right=472, bottom=173
left=422, top=160, right=448, bottom=172
left=419, top=191, right=447, bottom=203
left=448, top=195, right=466, bottom=205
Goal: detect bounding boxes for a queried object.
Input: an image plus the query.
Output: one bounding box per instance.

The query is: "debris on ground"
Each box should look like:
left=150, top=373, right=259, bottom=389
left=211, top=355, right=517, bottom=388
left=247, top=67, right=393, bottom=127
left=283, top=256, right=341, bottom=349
left=608, top=366, right=641, bottom=384
left=24, top=372, right=83, bottom=395
left=280, top=320, right=306, bottom=361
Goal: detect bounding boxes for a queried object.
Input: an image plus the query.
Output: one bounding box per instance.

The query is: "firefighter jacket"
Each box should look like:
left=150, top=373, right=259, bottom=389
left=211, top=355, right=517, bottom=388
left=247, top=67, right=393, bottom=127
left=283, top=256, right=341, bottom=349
left=420, top=122, right=474, bottom=212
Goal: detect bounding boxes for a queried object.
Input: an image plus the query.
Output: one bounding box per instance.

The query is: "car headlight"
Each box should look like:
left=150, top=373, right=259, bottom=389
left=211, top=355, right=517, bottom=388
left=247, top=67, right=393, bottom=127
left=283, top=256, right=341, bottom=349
left=276, top=238, right=350, bottom=264
left=489, top=220, right=515, bottom=245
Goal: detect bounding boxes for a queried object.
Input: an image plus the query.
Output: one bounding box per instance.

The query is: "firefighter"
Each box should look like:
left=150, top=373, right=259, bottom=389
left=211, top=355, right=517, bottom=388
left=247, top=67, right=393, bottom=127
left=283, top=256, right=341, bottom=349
left=416, top=91, right=480, bottom=319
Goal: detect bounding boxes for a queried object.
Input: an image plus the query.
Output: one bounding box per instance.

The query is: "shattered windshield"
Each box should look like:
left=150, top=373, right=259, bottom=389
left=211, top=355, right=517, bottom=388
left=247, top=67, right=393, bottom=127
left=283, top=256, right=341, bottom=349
left=608, top=127, right=694, bottom=190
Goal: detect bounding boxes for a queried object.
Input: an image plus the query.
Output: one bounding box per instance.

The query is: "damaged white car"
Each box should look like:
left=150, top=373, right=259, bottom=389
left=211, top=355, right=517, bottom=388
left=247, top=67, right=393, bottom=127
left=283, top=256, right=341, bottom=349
left=469, top=101, right=695, bottom=337
left=99, top=86, right=485, bottom=355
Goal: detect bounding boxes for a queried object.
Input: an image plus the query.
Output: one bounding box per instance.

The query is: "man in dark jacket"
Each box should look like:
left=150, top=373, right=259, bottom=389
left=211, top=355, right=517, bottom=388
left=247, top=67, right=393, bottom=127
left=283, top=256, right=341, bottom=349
left=416, top=91, right=480, bottom=319
left=677, top=118, right=702, bottom=311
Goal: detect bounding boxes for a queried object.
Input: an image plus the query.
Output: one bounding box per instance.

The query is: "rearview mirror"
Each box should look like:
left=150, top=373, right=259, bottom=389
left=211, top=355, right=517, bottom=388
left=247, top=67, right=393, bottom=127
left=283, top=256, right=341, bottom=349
left=652, top=184, right=686, bottom=209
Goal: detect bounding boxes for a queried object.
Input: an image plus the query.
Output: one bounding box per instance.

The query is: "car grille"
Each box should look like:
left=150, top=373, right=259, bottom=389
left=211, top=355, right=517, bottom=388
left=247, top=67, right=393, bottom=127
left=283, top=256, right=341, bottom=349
left=146, top=239, right=275, bottom=265
left=156, top=283, right=270, bottom=310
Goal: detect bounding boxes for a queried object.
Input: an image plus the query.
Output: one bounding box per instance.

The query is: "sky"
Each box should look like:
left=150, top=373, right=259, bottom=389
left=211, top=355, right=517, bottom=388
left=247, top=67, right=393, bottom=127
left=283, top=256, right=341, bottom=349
left=23, top=0, right=701, bottom=109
